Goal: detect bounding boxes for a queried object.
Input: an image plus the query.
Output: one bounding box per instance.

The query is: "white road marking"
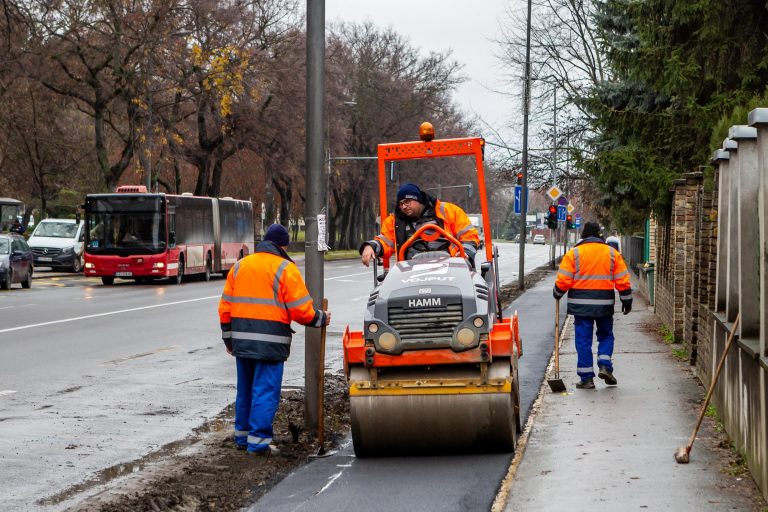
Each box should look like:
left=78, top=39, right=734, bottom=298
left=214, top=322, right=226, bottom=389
left=325, top=271, right=370, bottom=281
left=0, top=296, right=219, bottom=334
left=0, top=390, right=18, bottom=396
left=316, top=471, right=344, bottom=495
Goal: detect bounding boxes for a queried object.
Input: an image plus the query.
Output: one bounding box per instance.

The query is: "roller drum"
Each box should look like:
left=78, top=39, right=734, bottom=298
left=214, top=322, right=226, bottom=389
left=349, top=363, right=517, bottom=457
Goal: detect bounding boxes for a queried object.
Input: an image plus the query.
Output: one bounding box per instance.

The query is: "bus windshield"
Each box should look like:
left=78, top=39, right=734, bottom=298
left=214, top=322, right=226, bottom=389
left=85, top=196, right=166, bottom=255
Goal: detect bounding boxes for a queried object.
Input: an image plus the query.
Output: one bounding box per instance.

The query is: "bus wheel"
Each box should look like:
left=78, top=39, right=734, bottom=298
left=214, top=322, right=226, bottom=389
left=203, top=256, right=211, bottom=282
left=173, top=258, right=184, bottom=285
left=101, top=276, right=114, bottom=286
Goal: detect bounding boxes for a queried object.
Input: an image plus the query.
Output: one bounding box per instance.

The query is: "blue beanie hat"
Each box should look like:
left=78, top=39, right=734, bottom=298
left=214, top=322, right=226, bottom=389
left=397, top=183, right=424, bottom=204
left=265, top=224, right=290, bottom=247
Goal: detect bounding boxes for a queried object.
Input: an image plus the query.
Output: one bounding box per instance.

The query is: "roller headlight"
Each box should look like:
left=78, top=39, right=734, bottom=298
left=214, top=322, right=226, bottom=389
left=473, top=317, right=484, bottom=328
left=368, top=323, right=379, bottom=333
left=457, top=328, right=476, bottom=347
left=378, top=332, right=397, bottom=350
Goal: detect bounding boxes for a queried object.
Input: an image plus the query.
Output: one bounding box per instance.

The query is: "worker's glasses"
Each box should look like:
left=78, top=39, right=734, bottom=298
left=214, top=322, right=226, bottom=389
left=398, top=198, right=417, bottom=208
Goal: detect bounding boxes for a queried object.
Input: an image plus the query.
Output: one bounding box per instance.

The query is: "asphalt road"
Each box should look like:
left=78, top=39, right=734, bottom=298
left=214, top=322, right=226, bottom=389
left=0, top=241, right=552, bottom=510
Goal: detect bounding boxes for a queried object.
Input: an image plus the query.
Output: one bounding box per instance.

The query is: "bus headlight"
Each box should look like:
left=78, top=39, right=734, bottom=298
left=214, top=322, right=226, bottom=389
left=152, top=262, right=165, bottom=269
left=85, top=262, right=95, bottom=269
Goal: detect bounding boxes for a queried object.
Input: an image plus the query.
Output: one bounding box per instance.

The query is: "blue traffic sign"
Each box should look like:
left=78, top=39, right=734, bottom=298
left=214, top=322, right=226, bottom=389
left=575, top=213, right=581, bottom=229
left=557, top=205, right=566, bottom=221
left=514, top=186, right=529, bottom=214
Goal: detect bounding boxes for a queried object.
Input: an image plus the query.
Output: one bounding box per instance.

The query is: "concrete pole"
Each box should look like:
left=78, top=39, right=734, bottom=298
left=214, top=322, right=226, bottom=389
left=304, top=0, right=325, bottom=433
left=711, top=148, right=730, bottom=313
left=724, top=138, right=740, bottom=323
left=748, top=108, right=768, bottom=356
left=729, top=125, right=759, bottom=339
left=519, top=0, right=532, bottom=291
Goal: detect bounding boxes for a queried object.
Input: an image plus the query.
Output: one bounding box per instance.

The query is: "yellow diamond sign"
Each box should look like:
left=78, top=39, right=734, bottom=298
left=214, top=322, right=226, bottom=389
left=567, top=203, right=575, bottom=214
left=546, top=186, right=562, bottom=201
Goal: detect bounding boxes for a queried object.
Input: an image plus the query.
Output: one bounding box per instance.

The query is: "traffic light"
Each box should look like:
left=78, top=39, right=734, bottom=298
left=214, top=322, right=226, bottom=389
left=516, top=170, right=524, bottom=185
left=566, top=214, right=575, bottom=229
left=547, top=204, right=558, bottom=229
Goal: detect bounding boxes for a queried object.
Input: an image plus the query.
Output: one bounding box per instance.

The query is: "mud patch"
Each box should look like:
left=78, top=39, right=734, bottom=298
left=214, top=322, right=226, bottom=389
left=63, top=372, right=350, bottom=512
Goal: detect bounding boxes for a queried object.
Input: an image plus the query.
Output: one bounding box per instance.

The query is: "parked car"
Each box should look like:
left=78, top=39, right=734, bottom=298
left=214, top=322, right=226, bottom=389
left=28, top=219, right=85, bottom=272
left=533, top=234, right=546, bottom=245
left=0, top=233, right=34, bottom=290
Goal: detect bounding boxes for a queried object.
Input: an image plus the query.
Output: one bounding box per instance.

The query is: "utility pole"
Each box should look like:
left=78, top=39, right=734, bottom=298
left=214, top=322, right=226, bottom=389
left=519, top=0, right=532, bottom=291
left=304, top=0, right=325, bottom=434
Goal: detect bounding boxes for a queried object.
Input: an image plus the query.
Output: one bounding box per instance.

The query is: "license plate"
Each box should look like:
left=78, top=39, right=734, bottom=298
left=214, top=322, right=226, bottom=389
left=115, top=272, right=133, bottom=277
left=38, top=257, right=52, bottom=262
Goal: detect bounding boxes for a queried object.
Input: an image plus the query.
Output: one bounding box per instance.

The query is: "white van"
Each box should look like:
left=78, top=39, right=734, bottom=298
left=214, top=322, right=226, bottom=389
left=28, top=219, right=85, bottom=272
left=467, top=213, right=485, bottom=248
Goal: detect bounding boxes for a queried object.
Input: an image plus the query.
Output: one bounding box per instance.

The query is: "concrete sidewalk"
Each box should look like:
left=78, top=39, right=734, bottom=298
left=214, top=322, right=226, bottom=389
left=503, top=292, right=765, bottom=511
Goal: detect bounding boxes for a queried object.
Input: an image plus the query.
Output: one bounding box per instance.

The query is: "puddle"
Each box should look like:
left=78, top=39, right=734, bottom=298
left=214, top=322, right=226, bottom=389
left=38, top=404, right=235, bottom=506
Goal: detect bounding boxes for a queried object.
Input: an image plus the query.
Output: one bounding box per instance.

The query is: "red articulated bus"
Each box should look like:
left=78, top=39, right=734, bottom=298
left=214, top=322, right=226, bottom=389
left=83, top=186, right=254, bottom=285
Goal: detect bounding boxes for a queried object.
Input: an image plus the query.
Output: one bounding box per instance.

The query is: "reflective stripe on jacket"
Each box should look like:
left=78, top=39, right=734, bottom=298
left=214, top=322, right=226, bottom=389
left=218, top=241, right=326, bottom=361
left=554, top=237, right=632, bottom=317
left=362, top=196, right=480, bottom=261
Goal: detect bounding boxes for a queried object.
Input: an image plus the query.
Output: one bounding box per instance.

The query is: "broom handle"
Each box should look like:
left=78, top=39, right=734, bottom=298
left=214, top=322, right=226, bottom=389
left=554, top=299, right=560, bottom=379
left=687, top=313, right=740, bottom=448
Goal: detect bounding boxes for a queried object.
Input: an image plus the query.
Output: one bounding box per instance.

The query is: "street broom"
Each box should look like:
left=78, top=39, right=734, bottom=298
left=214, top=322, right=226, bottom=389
left=548, top=299, right=567, bottom=393
left=675, top=313, right=740, bottom=464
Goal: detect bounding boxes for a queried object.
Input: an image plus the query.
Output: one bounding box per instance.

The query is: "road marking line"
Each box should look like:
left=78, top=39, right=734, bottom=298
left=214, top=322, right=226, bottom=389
left=316, top=471, right=343, bottom=495
left=325, top=271, right=370, bottom=281
left=0, top=390, right=17, bottom=396
left=0, top=296, right=219, bottom=334
left=102, top=345, right=180, bottom=365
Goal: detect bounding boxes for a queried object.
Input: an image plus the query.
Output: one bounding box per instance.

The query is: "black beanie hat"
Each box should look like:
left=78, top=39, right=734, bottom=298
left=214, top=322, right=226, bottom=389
left=265, top=224, right=290, bottom=247
left=581, top=221, right=601, bottom=239
left=397, top=183, right=424, bottom=204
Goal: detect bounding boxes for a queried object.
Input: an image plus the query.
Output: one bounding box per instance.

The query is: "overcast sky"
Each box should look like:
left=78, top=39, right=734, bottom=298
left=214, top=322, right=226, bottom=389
left=324, top=0, right=522, bottom=146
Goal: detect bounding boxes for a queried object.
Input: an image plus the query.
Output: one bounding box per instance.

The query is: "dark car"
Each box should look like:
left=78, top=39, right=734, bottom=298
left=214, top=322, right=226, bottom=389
left=0, top=233, right=34, bottom=290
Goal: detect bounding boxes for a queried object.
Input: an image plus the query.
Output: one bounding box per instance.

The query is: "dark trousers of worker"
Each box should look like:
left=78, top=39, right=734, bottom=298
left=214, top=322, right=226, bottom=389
left=234, top=358, right=284, bottom=453
left=574, top=315, right=614, bottom=381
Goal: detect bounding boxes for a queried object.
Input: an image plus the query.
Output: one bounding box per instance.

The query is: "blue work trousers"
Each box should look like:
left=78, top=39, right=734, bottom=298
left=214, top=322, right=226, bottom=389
left=574, top=315, right=614, bottom=380
left=234, top=358, right=284, bottom=453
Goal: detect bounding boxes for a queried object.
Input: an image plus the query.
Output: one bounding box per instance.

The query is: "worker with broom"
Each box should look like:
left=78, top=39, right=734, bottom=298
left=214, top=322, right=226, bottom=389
left=553, top=221, right=633, bottom=389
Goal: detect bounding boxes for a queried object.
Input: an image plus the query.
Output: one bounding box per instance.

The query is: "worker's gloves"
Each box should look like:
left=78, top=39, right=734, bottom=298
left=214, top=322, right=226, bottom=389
left=553, top=290, right=561, bottom=301
left=622, top=302, right=632, bottom=315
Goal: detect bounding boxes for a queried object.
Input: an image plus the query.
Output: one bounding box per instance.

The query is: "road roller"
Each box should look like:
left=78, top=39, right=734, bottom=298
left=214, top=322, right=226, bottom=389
left=342, top=126, right=522, bottom=457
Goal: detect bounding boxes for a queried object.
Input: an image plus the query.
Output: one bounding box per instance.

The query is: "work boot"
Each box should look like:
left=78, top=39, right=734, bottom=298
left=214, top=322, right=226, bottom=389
left=598, top=366, right=618, bottom=386
left=575, top=378, right=595, bottom=389
left=247, top=445, right=282, bottom=458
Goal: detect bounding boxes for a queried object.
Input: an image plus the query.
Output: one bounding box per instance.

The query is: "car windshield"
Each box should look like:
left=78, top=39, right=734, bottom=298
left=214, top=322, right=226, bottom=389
left=33, top=222, right=77, bottom=238
left=0, top=239, right=8, bottom=254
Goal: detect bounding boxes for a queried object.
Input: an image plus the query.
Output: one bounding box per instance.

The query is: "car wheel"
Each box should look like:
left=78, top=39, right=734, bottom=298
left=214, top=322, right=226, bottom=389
left=0, top=277, right=9, bottom=290
left=72, top=255, right=82, bottom=273
left=21, top=267, right=32, bottom=288
left=101, top=276, right=114, bottom=286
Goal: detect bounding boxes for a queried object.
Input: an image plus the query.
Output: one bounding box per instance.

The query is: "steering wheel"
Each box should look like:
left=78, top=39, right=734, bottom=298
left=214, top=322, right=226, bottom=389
left=398, top=223, right=466, bottom=261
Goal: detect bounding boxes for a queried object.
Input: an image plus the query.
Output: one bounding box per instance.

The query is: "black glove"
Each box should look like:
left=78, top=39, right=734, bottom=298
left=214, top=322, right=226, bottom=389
left=553, top=289, right=561, bottom=301
left=622, top=301, right=632, bottom=315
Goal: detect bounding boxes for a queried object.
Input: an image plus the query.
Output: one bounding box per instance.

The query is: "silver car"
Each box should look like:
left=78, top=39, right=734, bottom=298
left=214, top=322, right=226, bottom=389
left=0, top=233, right=34, bottom=290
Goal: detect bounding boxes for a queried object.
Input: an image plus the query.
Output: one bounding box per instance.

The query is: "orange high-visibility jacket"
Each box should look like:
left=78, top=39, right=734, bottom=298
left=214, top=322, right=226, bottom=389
left=553, top=238, right=632, bottom=317
left=363, top=196, right=480, bottom=261
left=219, top=242, right=326, bottom=361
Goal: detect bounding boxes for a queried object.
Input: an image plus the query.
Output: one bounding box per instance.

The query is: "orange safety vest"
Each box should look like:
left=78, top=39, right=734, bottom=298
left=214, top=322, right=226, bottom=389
left=365, top=197, right=480, bottom=261
left=554, top=238, right=632, bottom=317
left=218, top=242, right=326, bottom=360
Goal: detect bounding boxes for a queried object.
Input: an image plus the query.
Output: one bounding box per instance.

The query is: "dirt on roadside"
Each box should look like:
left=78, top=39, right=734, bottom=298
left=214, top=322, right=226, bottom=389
left=65, top=268, right=555, bottom=512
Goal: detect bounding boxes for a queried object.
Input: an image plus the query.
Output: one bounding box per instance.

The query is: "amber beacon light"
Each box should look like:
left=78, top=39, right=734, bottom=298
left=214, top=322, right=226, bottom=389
left=419, top=122, right=435, bottom=142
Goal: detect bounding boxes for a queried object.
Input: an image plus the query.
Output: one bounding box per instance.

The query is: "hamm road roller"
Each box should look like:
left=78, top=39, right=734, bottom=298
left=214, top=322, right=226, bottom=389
left=343, top=124, right=522, bottom=456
